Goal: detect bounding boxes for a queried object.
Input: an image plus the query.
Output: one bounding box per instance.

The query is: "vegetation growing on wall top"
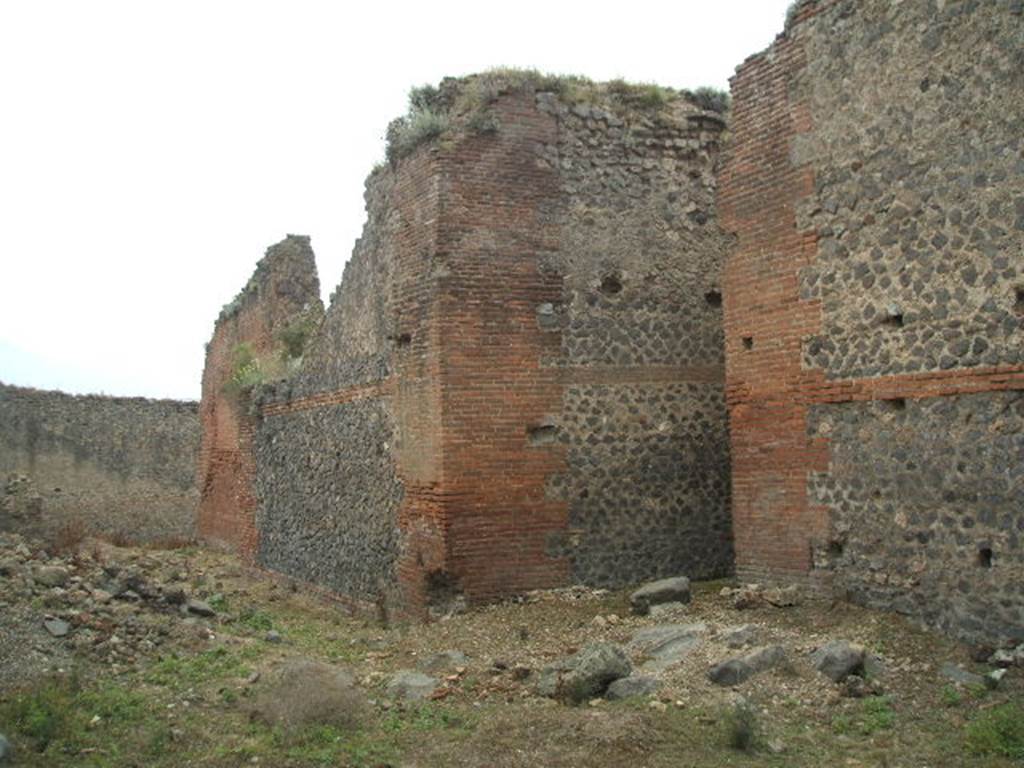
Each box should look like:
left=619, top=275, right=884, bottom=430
left=384, top=68, right=730, bottom=165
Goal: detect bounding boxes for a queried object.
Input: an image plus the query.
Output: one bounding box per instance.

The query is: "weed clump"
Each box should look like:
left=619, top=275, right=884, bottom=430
left=384, top=68, right=698, bottom=166
left=725, top=699, right=760, bottom=751
left=966, top=704, right=1024, bottom=759
left=688, top=86, right=731, bottom=114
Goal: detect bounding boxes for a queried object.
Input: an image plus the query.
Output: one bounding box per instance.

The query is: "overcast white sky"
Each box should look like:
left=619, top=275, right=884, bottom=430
left=0, top=0, right=792, bottom=401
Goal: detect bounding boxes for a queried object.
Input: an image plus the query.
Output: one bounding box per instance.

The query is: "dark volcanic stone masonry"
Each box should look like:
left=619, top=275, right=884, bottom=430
left=809, top=393, right=1024, bottom=643
left=721, top=0, right=1024, bottom=645
left=232, top=74, right=734, bottom=612
left=255, top=399, right=403, bottom=600
left=0, top=383, right=199, bottom=543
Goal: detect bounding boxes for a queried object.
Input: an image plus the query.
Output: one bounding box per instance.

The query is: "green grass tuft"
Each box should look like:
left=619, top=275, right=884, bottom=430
left=965, top=704, right=1024, bottom=759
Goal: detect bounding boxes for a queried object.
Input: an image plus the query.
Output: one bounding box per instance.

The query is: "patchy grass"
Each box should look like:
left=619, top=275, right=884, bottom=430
left=145, top=645, right=261, bottom=691
left=724, top=699, right=760, bottom=752
left=966, top=704, right=1024, bottom=759
left=0, top=673, right=168, bottom=764
left=832, top=695, right=896, bottom=736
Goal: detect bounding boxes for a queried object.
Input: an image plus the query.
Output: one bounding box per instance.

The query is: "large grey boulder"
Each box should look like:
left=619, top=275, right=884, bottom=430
left=537, top=642, right=632, bottom=704
left=630, top=577, right=691, bottom=615
left=249, top=659, right=367, bottom=731
left=606, top=675, right=660, bottom=700
left=629, top=623, right=706, bottom=674
left=810, top=640, right=866, bottom=682
left=709, top=645, right=788, bottom=687
left=386, top=670, right=440, bottom=701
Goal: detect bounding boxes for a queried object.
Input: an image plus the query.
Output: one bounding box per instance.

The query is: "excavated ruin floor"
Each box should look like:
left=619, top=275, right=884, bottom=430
left=1, top=533, right=1022, bottom=767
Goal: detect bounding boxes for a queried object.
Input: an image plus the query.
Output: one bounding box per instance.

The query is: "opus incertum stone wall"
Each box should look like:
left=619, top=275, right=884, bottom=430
left=720, top=0, right=1024, bottom=644
left=0, top=383, right=199, bottom=543
left=236, top=74, right=734, bottom=614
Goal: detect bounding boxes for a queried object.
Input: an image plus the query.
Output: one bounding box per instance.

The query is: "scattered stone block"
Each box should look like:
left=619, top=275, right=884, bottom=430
left=723, top=624, right=759, bottom=649
left=537, top=642, right=632, bottom=704
left=708, top=645, right=787, bottom=687
left=417, top=650, right=468, bottom=674
left=810, top=640, right=866, bottom=682
left=186, top=599, right=216, bottom=617
left=629, top=577, right=691, bottom=615
left=386, top=670, right=439, bottom=701
left=43, top=618, right=71, bottom=638
left=605, top=675, right=660, bottom=700
left=940, top=662, right=985, bottom=688
left=629, top=623, right=706, bottom=674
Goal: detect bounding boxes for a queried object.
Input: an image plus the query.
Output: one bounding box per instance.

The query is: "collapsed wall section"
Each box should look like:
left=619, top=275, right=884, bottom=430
left=720, top=0, right=1024, bottom=643
left=197, top=235, right=321, bottom=558
left=0, top=383, right=199, bottom=543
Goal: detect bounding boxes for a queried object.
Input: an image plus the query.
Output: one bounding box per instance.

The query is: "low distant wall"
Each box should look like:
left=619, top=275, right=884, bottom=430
left=0, top=382, right=200, bottom=543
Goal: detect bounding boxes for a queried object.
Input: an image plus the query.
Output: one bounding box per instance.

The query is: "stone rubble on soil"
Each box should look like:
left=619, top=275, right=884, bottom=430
left=537, top=642, right=632, bottom=703
left=628, top=623, right=706, bottom=674
left=708, top=645, right=788, bottom=687
left=721, top=583, right=801, bottom=610
left=386, top=670, right=440, bottom=701
left=940, top=662, right=985, bottom=688
left=0, top=531, right=233, bottom=672
left=809, top=639, right=866, bottom=682
left=629, top=576, right=691, bottom=615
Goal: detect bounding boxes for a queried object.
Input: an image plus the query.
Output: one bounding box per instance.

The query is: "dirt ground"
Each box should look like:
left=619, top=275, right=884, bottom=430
left=0, top=533, right=1021, bottom=767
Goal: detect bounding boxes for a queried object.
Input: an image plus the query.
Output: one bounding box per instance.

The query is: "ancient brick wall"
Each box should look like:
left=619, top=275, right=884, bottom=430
left=720, top=0, right=1024, bottom=643
left=197, top=235, right=321, bottom=559
left=0, top=382, right=199, bottom=543
left=250, top=75, right=733, bottom=613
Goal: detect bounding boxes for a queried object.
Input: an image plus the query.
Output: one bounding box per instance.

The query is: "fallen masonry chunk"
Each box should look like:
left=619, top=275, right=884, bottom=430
left=629, top=577, right=691, bottom=615
left=708, top=645, right=788, bottom=687
left=537, top=642, right=632, bottom=704
left=43, top=618, right=71, bottom=638
left=605, top=675, right=660, bottom=700
left=722, top=624, right=760, bottom=649
left=417, top=650, right=468, bottom=674
left=810, top=640, right=866, bottom=682
left=762, top=585, right=801, bottom=608
left=628, top=623, right=706, bottom=674
left=940, top=662, right=985, bottom=688
left=386, top=671, right=439, bottom=701
left=186, top=599, right=216, bottom=617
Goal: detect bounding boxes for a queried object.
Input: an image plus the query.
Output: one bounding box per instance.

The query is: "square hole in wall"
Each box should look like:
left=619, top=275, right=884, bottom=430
left=1015, top=287, right=1024, bottom=316
left=742, top=336, right=754, bottom=350
left=978, top=546, right=994, bottom=568
left=704, top=290, right=723, bottom=308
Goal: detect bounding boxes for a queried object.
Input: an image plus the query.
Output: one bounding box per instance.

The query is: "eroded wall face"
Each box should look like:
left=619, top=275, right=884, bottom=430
left=721, top=0, right=1024, bottom=643
left=0, top=383, right=199, bottom=543
left=254, top=155, right=444, bottom=610
left=197, top=235, right=321, bottom=558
